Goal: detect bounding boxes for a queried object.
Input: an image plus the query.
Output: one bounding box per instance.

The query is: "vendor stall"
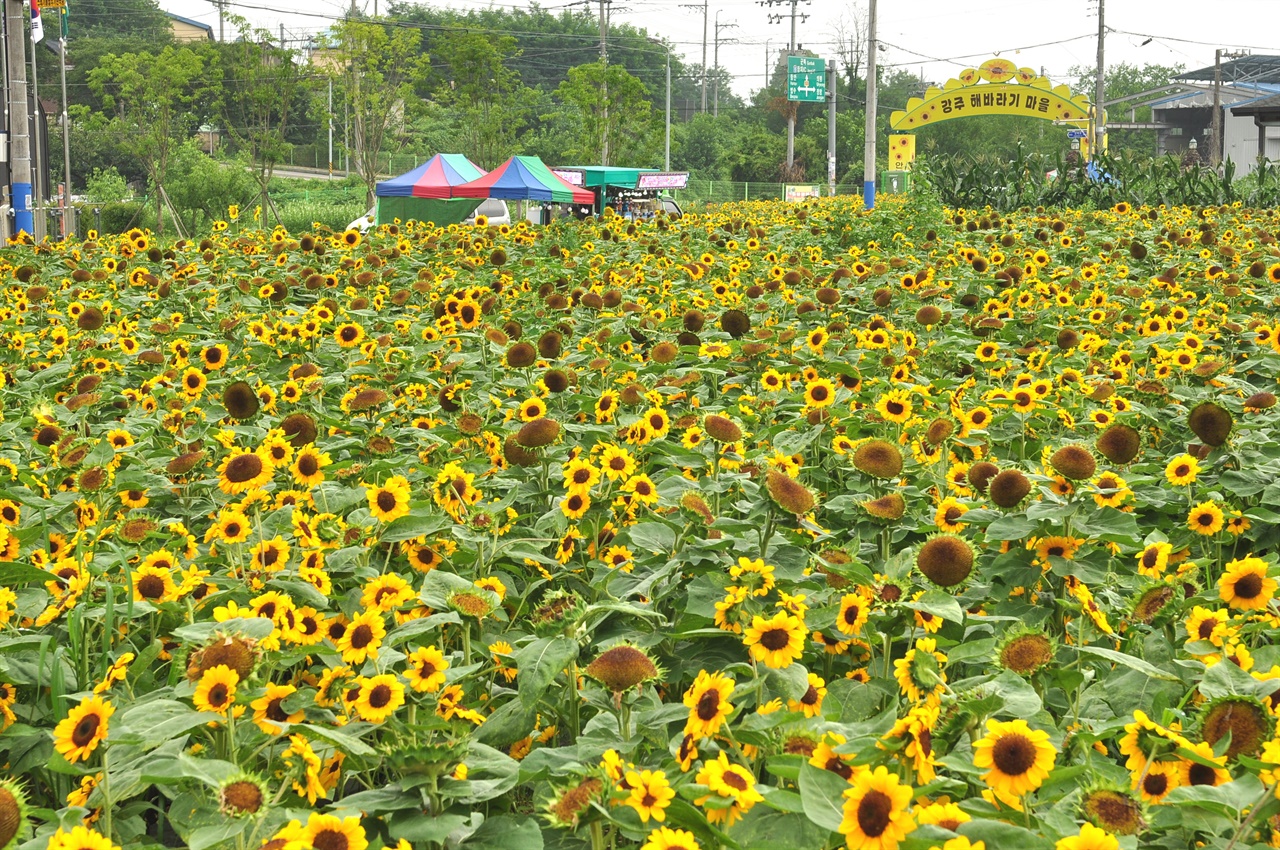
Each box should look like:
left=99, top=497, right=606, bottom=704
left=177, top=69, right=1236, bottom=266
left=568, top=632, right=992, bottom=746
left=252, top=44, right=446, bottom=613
left=552, top=166, right=688, bottom=217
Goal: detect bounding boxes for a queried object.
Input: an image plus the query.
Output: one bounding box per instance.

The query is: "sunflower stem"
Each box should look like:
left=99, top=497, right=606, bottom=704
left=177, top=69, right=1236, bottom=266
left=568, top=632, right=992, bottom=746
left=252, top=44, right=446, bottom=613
left=590, top=820, right=606, bottom=850
left=1223, top=782, right=1274, bottom=850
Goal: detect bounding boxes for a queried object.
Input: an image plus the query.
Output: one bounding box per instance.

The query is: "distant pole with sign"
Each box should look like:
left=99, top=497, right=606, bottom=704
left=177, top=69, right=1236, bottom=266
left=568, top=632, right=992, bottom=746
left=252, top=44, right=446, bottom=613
left=784, top=55, right=825, bottom=172
left=1093, top=0, right=1105, bottom=159
left=862, top=0, right=877, bottom=209
left=6, top=0, right=34, bottom=236
left=60, top=8, right=72, bottom=236
left=827, top=58, right=836, bottom=196
left=764, top=0, right=810, bottom=170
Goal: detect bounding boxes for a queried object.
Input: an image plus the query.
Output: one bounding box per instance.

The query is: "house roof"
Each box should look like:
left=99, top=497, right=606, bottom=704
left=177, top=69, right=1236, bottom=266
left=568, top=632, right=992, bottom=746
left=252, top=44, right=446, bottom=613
left=166, top=12, right=213, bottom=33
left=1178, top=55, right=1280, bottom=85
left=1151, top=82, right=1280, bottom=110
left=1231, top=91, right=1280, bottom=118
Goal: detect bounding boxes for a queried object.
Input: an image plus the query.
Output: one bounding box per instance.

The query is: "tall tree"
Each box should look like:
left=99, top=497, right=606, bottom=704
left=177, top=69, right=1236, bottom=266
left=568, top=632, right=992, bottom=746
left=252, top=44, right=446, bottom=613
left=89, top=45, right=209, bottom=234
left=429, top=27, right=529, bottom=169
left=321, top=18, right=430, bottom=206
left=555, top=63, right=658, bottom=166
left=219, top=19, right=311, bottom=221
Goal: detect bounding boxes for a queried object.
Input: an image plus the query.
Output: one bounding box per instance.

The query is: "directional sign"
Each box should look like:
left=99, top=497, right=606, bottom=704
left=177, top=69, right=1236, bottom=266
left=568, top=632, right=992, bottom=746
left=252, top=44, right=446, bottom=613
left=787, top=56, right=826, bottom=103
left=1066, top=128, right=1088, bottom=140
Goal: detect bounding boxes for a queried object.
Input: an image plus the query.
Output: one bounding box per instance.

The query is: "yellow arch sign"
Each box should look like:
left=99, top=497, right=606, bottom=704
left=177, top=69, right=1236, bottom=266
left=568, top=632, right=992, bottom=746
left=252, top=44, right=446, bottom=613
left=889, top=58, right=1093, bottom=131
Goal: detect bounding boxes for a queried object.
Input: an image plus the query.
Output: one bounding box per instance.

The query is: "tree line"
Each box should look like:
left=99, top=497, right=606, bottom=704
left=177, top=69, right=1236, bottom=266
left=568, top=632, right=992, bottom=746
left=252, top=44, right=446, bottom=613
left=49, top=0, right=1184, bottom=230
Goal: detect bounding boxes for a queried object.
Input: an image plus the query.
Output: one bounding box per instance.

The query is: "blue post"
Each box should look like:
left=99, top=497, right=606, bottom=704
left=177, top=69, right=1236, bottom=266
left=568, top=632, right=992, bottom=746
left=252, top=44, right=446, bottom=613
left=12, top=183, right=33, bottom=236
left=863, top=179, right=875, bottom=210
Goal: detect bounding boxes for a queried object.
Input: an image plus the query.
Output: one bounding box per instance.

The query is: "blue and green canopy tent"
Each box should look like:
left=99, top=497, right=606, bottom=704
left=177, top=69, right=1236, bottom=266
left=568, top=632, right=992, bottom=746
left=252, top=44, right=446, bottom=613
left=453, top=156, right=595, bottom=204
left=374, top=154, right=487, bottom=225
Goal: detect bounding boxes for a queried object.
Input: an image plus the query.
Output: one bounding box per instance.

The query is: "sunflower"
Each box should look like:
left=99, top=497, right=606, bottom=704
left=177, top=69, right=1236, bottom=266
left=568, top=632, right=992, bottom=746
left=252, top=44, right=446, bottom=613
left=1178, top=740, right=1231, bottom=787
left=354, top=674, right=406, bottom=724
left=1218, top=555, right=1276, bottom=610
left=804, top=378, right=836, bottom=409
left=335, top=322, right=365, bottom=348
left=337, top=610, right=386, bottom=665
left=683, top=670, right=734, bottom=738
left=838, top=765, right=915, bottom=850
left=201, top=344, right=229, bottom=370
left=1164, top=453, right=1200, bottom=486
left=742, top=611, right=806, bottom=668
left=622, top=474, right=659, bottom=507
left=302, top=813, right=367, bottom=850
left=518, top=396, right=547, bottom=422
left=1132, top=759, right=1179, bottom=803
left=1186, top=500, right=1224, bottom=536
left=875, top=388, right=914, bottom=424
left=836, top=590, right=872, bottom=636
left=44, top=827, right=118, bottom=850
left=132, top=562, right=179, bottom=603
left=366, top=475, right=412, bottom=523
left=694, top=752, right=763, bottom=827
left=894, top=637, right=948, bottom=705
left=291, top=448, right=331, bottom=487
left=623, top=769, right=675, bottom=823
left=53, top=695, right=114, bottom=763
left=640, top=827, right=701, bottom=850
left=250, top=683, right=302, bottom=734
left=217, top=448, right=274, bottom=496
left=972, top=718, right=1057, bottom=797
left=1054, top=823, right=1119, bottom=850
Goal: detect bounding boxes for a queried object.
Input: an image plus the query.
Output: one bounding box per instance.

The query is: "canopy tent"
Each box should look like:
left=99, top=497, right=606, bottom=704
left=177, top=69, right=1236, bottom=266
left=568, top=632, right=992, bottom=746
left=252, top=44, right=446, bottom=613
left=373, top=154, right=486, bottom=225
left=453, top=155, right=594, bottom=204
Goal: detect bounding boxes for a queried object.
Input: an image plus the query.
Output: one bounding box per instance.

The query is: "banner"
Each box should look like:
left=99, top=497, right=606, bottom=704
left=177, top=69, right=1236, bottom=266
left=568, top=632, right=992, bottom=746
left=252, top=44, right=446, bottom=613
left=890, top=60, right=1092, bottom=131
left=784, top=184, right=821, bottom=202
left=636, top=172, right=688, bottom=190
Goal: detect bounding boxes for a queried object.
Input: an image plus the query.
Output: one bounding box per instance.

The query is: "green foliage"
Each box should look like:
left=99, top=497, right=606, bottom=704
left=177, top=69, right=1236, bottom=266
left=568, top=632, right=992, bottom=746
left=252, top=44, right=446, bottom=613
left=97, top=201, right=148, bottom=233
left=84, top=167, right=130, bottom=203
left=554, top=62, right=659, bottom=166
left=88, top=44, right=211, bottom=234
left=163, top=142, right=258, bottom=234
left=427, top=28, right=530, bottom=170
left=321, top=18, right=431, bottom=206
left=914, top=147, right=1280, bottom=210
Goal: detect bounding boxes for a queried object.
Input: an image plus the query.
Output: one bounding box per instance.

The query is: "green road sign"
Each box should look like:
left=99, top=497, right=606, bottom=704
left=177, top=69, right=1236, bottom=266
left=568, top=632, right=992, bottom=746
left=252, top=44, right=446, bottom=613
left=787, top=56, right=826, bottom=102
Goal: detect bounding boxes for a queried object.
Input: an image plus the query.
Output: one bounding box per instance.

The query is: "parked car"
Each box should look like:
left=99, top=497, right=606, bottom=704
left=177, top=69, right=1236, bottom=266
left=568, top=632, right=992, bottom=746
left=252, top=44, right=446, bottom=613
left=657, top=195, right=683, bottom=219
left=347, top=208, right=376, bottom=232
left=467, top=198, right=511, bottom=226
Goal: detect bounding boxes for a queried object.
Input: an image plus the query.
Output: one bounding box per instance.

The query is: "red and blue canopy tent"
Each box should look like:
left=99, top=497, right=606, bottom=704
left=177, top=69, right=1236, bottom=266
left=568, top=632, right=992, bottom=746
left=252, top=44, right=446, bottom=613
left=374, top=153, right=487, bottom=225
left=453, top=155, right=594, bottom=205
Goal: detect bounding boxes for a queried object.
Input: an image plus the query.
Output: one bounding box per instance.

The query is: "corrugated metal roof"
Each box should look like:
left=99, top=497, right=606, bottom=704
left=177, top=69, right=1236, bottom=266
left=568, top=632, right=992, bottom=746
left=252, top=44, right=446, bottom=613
left=1231, top=91, right=1280, bottom=116
left=1178, top=55, right=1280, bottom=85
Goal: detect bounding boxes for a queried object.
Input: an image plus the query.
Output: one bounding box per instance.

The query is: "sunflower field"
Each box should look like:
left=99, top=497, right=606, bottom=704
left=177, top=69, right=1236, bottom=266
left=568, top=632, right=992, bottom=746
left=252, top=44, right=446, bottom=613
left=3, top=196, right=1280, bottom=850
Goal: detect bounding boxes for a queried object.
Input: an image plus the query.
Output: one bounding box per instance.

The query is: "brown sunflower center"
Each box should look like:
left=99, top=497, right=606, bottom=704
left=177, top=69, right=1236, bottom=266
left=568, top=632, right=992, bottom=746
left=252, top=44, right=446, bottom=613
left=311, top=828, right=350, bottom=850
left=376, top=490, right=398, bottom=512
left=225, top=454, right=264, bottom=483
left=72, top=713, right=102, bottom=745
left=759, top=628, right=790, bottom=650
left=801, top=685, right=819, bottom=705
left=696, top=689, right=722, bottom=721
left=721, top=770, right=749, bottom=791
left=1142, top=772, right=1168, bottom=796
left=369, top=683, right=392, bottom=708
left=1233, top=573, right=1264, bottom=600
left=991, top=732, right=1037, bottom=776
left=266, top=698, right=289, bottom=722
left=349, top=624, right=373, bottom=649
left=886, top=401, right=904, bottom=415
left=826, top=757, right=853, bottom=780
left=221, top=780, right=263, bottom=814
left=137, top=574, right=166, bottom=599
left=856, top=790, right=894, bottom=837
left=1197, top=512, right=1215, bottom=526
left=1187, top=763, right=1217, bottom=786
left=843, top=604, right=862, bottom=625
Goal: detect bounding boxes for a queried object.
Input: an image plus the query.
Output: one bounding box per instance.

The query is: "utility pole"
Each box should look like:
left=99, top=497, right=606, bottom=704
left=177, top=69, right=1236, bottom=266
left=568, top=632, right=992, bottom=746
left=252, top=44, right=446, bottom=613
left=327, top=77, right=333, bottom=180
left=763, top=0, right=810, bottom=170
left=59, top=22, right=72, bottom=237
left=862, top=0, right=877, bottom=209
left=1093, top=0, right=1105, bottom=159
left=677, top=0, right=709, bottom=112
left=1212, top=49, right=1249, bottom=168
left=598, top=0, right=609, bottom=165
left=6, top=0, right=32, bottom=236
left=647, top=38, right=671, bottom=170
left=764, top=39, right=770, bottom=84
left=713, top=11, right=737, bottom=117
left=29, top=2, right=43, bottom=240
left=827, top=57, right=836, bottom=196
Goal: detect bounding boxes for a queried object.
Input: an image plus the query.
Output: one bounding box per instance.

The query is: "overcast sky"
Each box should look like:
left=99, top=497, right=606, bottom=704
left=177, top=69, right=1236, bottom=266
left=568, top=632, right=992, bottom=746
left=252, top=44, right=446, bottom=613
left=159, top=0, right=1278, bottom=100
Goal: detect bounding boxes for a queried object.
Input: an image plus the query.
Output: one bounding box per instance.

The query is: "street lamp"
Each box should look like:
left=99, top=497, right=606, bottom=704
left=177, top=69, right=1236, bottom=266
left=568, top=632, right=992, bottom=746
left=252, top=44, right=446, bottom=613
left=648, top=36, right=672, bottom=171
